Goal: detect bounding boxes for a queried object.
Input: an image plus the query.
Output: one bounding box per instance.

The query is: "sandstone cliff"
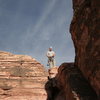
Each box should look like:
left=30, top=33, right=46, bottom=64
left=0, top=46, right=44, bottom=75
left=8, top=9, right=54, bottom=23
left=45, top=0, right=100, bottom=100
left=70, top=0, right=100, bottom=97
left=0, top=51, right=48, bottom=100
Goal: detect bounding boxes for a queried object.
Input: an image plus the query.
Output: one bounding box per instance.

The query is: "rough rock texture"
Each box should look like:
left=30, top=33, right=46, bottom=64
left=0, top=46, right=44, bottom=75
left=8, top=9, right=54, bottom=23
left=0, top=51, right=48, bottom=100
left=48, top=67, right=58, bottom=78
left=46, top=0, right=100, bottom=100
left=45, top=63, right=98, bottom=100
left=70, top=0, right=100, bottom=98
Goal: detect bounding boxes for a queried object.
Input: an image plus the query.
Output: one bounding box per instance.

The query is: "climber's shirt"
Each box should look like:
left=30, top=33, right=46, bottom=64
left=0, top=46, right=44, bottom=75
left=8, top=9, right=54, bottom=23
left=46, top=51, right=55, bottom=58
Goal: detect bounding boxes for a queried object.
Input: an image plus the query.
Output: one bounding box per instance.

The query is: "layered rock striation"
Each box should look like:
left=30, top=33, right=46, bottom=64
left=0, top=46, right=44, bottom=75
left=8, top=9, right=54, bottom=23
left=70, top=0, right=100, bottom=97
left=0, top=51, right=48, bottom=100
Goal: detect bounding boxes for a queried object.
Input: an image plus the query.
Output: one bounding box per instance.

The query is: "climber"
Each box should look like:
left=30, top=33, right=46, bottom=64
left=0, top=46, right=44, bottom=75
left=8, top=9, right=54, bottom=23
left=46, top=47, right=56, bottom=68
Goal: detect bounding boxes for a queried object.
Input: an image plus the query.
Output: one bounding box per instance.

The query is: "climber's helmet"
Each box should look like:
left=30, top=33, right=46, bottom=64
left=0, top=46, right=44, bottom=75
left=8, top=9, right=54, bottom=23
left=49, top=46, right=52, bottom=51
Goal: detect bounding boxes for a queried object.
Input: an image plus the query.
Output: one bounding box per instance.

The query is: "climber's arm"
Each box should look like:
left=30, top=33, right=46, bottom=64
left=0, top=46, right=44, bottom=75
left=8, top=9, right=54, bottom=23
left=46, top=52, right=51, bottom=58
left=52, top=52, right=55, bottom=57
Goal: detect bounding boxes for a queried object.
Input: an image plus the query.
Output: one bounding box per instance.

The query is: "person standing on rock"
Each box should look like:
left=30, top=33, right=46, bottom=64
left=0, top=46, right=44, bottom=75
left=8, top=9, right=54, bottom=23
left=46, top=47, right=56, bottom=68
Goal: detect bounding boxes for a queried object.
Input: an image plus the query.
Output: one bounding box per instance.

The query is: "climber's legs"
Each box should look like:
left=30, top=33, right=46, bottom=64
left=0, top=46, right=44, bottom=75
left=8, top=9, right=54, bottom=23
left=48, top=57, right=55, bottom=68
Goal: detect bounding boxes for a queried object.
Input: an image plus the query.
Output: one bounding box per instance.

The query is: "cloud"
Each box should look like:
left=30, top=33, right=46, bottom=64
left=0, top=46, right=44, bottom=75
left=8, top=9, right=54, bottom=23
left=22, top=0, right=58, bottom=40
left=32, top=0, right=57, bottom=34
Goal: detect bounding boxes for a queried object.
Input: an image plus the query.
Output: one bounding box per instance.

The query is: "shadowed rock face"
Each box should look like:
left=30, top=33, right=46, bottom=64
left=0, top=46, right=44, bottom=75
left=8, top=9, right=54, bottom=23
left=45, top=63, right=98, bottom=100
left=45, top=0, right=100, bottom=98
left=0, top=51, right=48, bottom=100
left=70, top=0, right=100, bottom=98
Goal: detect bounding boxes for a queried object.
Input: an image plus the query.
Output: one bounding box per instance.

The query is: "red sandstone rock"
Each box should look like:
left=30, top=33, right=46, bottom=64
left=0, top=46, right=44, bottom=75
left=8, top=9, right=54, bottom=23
left=70, top=0, right=100, bottom=98
left=44, top=0, right=100, bottom=100
left=57, top=63, right=98, bottom=100
left=48, top=67, right=58, bottom=78
left=0, top=51, right=48, bottom=100
left=45, top=63, right=98, bottom=100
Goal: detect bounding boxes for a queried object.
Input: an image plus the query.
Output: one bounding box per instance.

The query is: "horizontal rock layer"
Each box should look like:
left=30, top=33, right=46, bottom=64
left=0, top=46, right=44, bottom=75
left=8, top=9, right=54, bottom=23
left=0, top=51, right=48, bottom=100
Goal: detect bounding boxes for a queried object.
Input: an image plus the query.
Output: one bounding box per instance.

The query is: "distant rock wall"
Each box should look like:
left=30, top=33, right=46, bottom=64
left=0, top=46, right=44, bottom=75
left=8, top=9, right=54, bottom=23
left=0, top=51, right=48, bottom=100
left=70, top=0, right=100, bottom=97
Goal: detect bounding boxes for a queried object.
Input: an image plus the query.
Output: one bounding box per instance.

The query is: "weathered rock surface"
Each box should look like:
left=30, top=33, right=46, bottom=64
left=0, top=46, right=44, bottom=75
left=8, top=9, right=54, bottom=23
left=70, top=0, right=100, bottom=98
left=0, top=51, right=48, bottom=100
left=45, top=63, right=98, bottom=100
left=45, top=0, right=100, bottom=100
left=48, top=67, right=58, bottom=78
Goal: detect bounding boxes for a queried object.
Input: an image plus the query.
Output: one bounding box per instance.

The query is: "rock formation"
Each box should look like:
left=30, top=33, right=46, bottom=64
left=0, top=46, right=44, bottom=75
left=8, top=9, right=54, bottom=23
left=46, top=63, right=98, bottom=100
left=70, top=0, right=100, bottom=97
left=0, top=0, right=99, bottom=100
left=48, top=67, right=58, bottom=79
left=0, top=51, right=48, bottom=100
left=45, top=0, right=100, bottom=100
